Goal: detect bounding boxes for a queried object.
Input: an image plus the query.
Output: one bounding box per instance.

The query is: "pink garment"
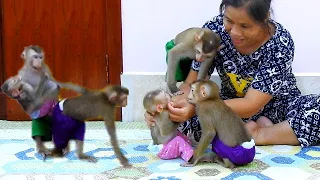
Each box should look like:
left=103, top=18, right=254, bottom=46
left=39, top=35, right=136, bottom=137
left=39, top=99, right=58, bottom=117
left=157, top=131, right=194, bottom=162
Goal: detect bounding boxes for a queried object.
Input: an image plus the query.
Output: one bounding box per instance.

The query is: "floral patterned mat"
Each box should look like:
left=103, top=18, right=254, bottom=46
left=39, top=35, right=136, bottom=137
left=0, top=121, right=319, bottom=180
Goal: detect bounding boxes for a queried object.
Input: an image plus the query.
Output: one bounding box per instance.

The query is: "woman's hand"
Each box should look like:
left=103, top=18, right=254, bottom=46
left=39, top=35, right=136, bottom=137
left=144, top=111, right=156, bottom=128
left=167, top=98, right=195, bottom=122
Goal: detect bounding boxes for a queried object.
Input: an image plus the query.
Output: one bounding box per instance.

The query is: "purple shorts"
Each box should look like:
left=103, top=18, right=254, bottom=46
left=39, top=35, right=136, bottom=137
left=211, top=136, right=255, bottom=165
left=51, top=102, right=85, bottom=149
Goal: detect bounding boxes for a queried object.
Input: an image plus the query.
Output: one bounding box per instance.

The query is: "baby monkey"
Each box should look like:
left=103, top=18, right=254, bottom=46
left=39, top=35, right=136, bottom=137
left=182, top=80, right=256, bottom=168
left=1, top=75, right=37, bottom=102
left=167, top=28, right=222, bottom=95
left=143, top=89, right=196, bottom=161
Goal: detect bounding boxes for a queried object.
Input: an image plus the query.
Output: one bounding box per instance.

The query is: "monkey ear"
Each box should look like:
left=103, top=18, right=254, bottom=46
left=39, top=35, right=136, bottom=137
left=195, top=31, right=204, bottom=41
left=108, top=92, right=118, bottom=102
left=156, top=104, right=164, bottom=113
left=20, top=50, right=26, bottom=59
left=200, top=85, right=207, bottom=98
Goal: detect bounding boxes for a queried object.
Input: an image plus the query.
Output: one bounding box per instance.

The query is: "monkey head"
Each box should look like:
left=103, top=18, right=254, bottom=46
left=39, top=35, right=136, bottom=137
left=21, top=45, right=45, bottom=71
left=104, top=85, right=129, bottom=107
left=188, top=80, right=220, bottom=104
left=1, top=75, right=25, bottom=99
left=143, top=89, right=171, bottom=114
left=194, top=30, right=222, bottom=62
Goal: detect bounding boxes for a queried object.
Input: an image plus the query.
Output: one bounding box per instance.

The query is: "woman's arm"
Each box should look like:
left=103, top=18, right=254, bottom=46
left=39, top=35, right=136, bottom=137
left=224, top=88, right=272, bottom=118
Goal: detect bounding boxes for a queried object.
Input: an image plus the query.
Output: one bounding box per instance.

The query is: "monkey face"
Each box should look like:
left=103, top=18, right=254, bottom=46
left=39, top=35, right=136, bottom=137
left=189, top=81, right=220, bottom=103
left=187, top=84, right=198, bottom=104
left=117, top=94, right=128, bottom=107
left=154, top=91, right=170, bottom=110
left=194, top=43, right=216, bottom=63
left=107, top=86, right=129, bottom=107
left=21, top=47, right=44, bottom=70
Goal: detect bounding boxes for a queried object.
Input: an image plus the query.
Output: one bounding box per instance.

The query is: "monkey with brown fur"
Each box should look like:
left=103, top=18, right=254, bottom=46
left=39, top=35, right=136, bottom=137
left=45, top=85, right=131, bottom=167
left=181, top=80, right=255, bottom=168
left=166, top=28, right=222, bottom=95
left=18, top=45, right=87, bottom=113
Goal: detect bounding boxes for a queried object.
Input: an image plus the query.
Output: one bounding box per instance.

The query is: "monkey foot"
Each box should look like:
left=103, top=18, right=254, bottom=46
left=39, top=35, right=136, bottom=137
left=172, top=91, right=184, bottom=96
left=180, top=162, right=195, bottom=167
left=199, top=153, right=217, bottom=163
left=122, top=162, right=133, bottom=168
left=80, top=156, right=98, bottom=163
left=38, top=149, right=51, bottom=162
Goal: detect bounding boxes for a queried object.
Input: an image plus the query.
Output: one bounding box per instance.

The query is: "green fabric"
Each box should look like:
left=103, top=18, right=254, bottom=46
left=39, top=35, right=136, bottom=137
left=31, top=115, right=52, bottom=142
left=165, top=40, right=193, bottom=82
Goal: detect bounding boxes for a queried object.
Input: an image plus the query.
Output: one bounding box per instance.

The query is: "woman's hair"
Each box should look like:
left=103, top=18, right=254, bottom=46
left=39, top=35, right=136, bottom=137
left=220, top=0, right=272, bottom=33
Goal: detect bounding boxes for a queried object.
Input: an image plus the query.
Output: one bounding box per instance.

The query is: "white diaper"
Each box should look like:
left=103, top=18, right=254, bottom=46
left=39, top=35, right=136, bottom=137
left=59, top=99, right=66, bottom=111
left=147, top=141, right=163, bottom=155
left=241, top=139, right=255, bottom=149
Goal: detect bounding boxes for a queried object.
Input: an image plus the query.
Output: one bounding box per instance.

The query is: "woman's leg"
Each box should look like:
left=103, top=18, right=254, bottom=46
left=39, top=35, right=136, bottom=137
left=245, top=120, right=299, bottom=145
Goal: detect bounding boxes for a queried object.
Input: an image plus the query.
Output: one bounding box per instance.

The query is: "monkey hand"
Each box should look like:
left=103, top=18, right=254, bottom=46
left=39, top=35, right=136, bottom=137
left=144, top=111, right=156, bottom=128
left=187, top=130, right=198, bottom=147
left=168, top=84, right=180, bottom=95
left=180, top=159, right=196, bottom=167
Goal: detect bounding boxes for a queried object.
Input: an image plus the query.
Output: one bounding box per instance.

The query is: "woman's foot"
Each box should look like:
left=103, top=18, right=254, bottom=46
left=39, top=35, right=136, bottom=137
left=245, top=116, right=274, bottom=141
left=245, top=120, right=260, bottom=139
left=256, top=116, right=274, bottom=127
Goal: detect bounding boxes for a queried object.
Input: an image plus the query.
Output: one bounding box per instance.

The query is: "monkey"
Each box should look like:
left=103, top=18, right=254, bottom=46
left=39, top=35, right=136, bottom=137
left=18, top=45, right=87, bottom=113
left=143, top=89, right=182, bottom=145
left=1, top=45, right=88, bottom=159
left=181, top=80, right=256, bottom=168
left=166, top=27, right=222, bottom=95
left=44, top=85, right=131, bottom=167
left=1, top=75, right=38, bottom=101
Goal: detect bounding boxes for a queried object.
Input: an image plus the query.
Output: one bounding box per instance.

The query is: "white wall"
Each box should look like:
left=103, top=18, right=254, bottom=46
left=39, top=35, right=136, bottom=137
left=121, top=0, right=320, bottom=74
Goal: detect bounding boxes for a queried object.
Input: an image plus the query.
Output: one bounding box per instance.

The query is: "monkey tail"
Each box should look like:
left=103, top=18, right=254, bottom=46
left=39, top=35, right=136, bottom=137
left=57, top=82, right=88, bottom=95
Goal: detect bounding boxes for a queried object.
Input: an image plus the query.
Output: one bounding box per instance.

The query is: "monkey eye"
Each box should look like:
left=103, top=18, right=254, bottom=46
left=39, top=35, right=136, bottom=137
left=196, top=50, right=200, bottom=54
left=33, top=55, right=39, bottom=59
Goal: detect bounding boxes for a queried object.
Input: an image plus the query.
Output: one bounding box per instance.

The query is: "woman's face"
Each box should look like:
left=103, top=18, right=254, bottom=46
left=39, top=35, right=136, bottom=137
left=223, top=6, right=268, bottom=53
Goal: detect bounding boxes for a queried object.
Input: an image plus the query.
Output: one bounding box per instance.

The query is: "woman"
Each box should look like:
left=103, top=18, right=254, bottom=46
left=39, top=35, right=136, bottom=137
left=145, top=0, right=320, bottom=147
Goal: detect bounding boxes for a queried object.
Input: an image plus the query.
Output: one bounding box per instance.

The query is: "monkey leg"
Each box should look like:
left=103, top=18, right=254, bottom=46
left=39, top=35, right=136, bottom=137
left=63, top=142, right=70, bottom=155
left=75, top=140, right=98, bottom=163
left=105, top=119, right=132, bottom=168
left=34, top=136, right=50, bottom=160
left=222, top=158, right=235, bottom=169
left=180, top=132, right=215, bottom=167
left=213, top=155, right=235, bottom=169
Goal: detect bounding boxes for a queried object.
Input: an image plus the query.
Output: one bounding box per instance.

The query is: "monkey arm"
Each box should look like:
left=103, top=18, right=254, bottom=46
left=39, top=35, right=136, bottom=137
left=197, top=53, right=216, bottom=80
left=167, top=43, right=191, bottom=94
left=178, top=70, right=198, bottom=94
